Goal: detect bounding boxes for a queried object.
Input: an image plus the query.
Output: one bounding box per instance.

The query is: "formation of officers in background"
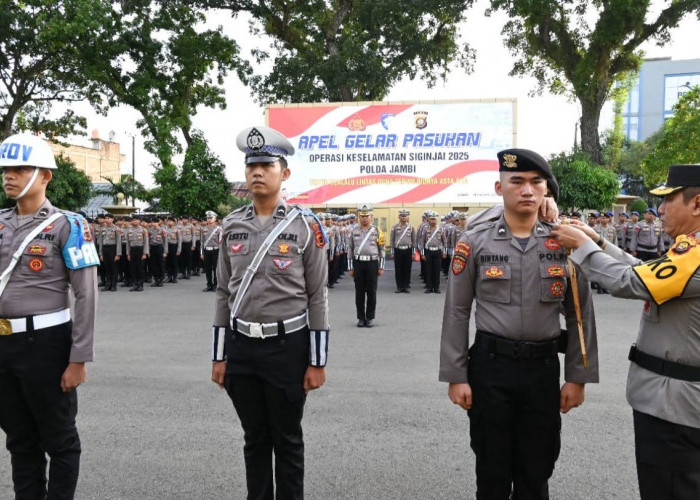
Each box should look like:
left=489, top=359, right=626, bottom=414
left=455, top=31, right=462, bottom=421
left=86, top=211, right=222, bottom=293
left=559, top=207, right=671, bottom=294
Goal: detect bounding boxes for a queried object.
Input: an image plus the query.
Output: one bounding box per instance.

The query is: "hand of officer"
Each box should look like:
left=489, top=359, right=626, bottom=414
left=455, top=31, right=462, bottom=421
left=560, top=382, right=585, bottom=413
left=550, top=224, right=590, bottom=249
left=303, top=366, right=326, bottom=393
left=377, top=269, right=384, bottom=276
left=448, top=382, right=472, bottom=411
left=127, top=255, right=131, bottom=261
left=141, top=254, right=147, bottom=260
left=391, top=254, right=395, bottom=260
left=99, top=255, right=104, bottom=262
left=115, top=255, right=120, bottom=261
left=61, top=363, right=87, bottom=392
left=349, top=270, right=354, bottom=277
left=540, top=197, right=559, bottom=222
left=211, top=361, right=226, bottom=388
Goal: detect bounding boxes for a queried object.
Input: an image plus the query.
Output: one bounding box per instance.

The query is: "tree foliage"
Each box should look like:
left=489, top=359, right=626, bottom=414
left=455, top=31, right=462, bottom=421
left=100, top=174, right=150, bottom=207
left=643, top=86, right=700, bottom=186
left=489, top=0, right=700, bottom=164
left=0, top=0, right=114, bottom=140
left=0, top=153, right=92, bottom=211
left=199, top=0, right=475, bottom=103
left=549, top=150, right=619, bottom=212
left=154, top=132, right=232, bottom=217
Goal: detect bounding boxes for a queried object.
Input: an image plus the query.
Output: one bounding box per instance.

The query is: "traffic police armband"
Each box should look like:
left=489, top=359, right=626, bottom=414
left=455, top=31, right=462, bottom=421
left=633, top=235, right=700, bottom=305
left=61, top=213, right=99, bottom=269
left=309, top=329, right=329, bottom=367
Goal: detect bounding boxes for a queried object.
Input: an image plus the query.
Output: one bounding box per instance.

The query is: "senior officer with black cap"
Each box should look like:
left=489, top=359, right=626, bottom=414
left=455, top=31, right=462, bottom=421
left=553, top=164, right=700, bottom=499
left=0, top=133, right=98, bottom=499
left=210, top=126, right=329, bottom=500
left=440, top=148, right=598, bottom=499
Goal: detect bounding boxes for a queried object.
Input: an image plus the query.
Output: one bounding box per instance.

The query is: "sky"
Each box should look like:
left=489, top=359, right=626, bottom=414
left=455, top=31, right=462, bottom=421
left=76, top=1, right=700, bottom=188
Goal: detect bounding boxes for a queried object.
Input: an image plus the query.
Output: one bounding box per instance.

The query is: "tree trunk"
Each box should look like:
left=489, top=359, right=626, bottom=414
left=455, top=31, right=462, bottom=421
left=579, top=98, right=604, bottom=165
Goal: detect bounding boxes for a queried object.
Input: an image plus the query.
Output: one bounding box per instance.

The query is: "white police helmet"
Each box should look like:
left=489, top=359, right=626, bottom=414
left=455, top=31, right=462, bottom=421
left=0, top=133, right=57, bottom=169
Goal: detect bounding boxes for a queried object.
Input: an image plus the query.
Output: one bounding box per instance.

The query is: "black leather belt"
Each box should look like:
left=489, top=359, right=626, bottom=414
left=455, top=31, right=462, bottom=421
left=475, top=330, right=559, bottom=359
left=629, top=345, right=700, bottom=382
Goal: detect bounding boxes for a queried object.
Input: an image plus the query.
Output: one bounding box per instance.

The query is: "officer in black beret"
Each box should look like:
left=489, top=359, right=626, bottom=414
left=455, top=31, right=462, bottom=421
left=441, top=147, right=598, bottom=499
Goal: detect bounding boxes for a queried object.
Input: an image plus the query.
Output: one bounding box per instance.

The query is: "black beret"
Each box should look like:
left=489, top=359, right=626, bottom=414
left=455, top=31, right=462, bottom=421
left=497, top=148, right=559, bottom=201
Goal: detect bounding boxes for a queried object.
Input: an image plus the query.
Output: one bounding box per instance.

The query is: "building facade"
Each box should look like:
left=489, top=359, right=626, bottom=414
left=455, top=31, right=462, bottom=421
left=48, top=129, right=124, bottom=183
left=622, top=57, right=700, bottom=141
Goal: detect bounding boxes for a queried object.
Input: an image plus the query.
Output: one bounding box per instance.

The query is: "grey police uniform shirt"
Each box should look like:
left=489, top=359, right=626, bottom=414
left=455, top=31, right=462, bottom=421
left=420, top=225, right=447, bottom=255
left=569, top=238, right=700, bottom=429
left=347, top=224, right=385, bottom=269
left=0, top=200, right=97, bottom=362
left=165, top=226, right=182, bottom=254
left=99, top=224, right=122, bottom=257
left=181, top=223, right=195, bottom=246
left=595, top=224, right=617, bottom=246
left=439, top=216, right=599, bottom=385
left=390, top=223, right=416, bottom=253
left=125, top=226, right=149, bottom=255
left=630, top=220, right=663, bottom=253
left=200, top=225, right=222, bottom=254
left=213, top=201, right=330, bottom=364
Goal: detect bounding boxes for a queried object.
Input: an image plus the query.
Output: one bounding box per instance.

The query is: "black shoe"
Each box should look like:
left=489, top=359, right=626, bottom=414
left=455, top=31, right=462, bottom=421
left=108, top=286, right=117, bottom=292
left=597, top=288, right=605, bottom=294
left=425, top=289, right=433, bottom=294
left=193, top=272, right=200, bottom=276
left=395, top=289, right=402, bottom=293
left=402, top=289, right=410, bottom=294
left=327, top=284, right=334, bottom=289
left=129, top=286, right=138, bottom=291
left=121, top=283, right=131, bottom=287
left=202, top=287, right=212, bottom=292
left=434, top=289, right=441, bottom=294
left=151, top=282, right=160, bottom=287
left=365, top=319, right=374, bottom=328
left=182, top=276, right=190, bottom=280
left=357, top=320, right=366, bottom=328
left=145, top=278, right=152, bottom=283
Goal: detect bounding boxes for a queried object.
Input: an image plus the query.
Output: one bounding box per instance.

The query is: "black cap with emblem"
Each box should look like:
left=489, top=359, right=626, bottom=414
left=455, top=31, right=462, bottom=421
left=497, top=148, right=560, bottom=202
left=649, top=164, right=700, bottom=196
left=236, top=126, right=295, bottom=164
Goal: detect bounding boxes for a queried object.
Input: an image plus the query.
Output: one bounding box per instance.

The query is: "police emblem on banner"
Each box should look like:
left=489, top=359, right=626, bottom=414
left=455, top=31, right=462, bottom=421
left=273, top=258, right=293, bottom=270
left=414, top=111, right=428, bottom=130
left=347, top=117, right=366, bottom=131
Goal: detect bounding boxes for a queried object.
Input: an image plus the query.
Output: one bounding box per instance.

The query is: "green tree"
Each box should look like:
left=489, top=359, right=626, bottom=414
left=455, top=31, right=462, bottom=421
left=1, top=153, right=92, bottom=211
left=200, top=0, right=475, bottom=103
left=643, top=85, right=700, bottom=186
left=100, top=174, right=150, bottom=207
left=549, top=150, right=620, bottom=212
left=488, top=0, right=700, bottom=164
left=630, top=198, right=648, bottom=214
left=0, top=0, right=115, bottom=140
left=154, top=132, right=232, bottom=217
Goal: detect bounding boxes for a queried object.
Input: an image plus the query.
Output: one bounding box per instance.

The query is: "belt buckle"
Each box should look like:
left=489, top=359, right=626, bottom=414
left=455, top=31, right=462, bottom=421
left=0, top=319, right=12, bottom=336
left=249, top=323, right=264, bottom=339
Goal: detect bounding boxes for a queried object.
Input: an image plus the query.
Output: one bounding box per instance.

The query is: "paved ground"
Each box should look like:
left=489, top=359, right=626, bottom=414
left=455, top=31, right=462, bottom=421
left=1, top=262, right=642, bottom=499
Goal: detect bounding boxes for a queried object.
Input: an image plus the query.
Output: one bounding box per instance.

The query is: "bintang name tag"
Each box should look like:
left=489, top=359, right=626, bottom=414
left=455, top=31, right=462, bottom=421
left=633, top=234, right=700, bottom=305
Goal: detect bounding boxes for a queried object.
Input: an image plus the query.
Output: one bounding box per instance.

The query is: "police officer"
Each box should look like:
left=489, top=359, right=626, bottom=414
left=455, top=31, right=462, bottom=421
left=164, top=216, right=181, bottom=283
left=348, top=205, right=385, bottom=327
left=440, top=148, right=599, bottom=499
left=594, top=211, right=617, bottom=294
left=390, top=209, right=415, bottom=293
left=420, top=211, right=447, bottom=294
left=630, top=208, right=663, bottom=261
left=200, top=210, right=221, bottom=292
left=125, top=215, right=149, bottom=292
left=615, top=212, right=629, bottom=249
left=147, top=217, right=166, bottom=287
left=0, top=133, right=98, bottom=499
left=179, top=216, right=195, bottom=279
left=553, top=164, right=700, bottom=499
left=99, top=212, right=121, bottom=291
left=210, top=126, right=329, bottom=500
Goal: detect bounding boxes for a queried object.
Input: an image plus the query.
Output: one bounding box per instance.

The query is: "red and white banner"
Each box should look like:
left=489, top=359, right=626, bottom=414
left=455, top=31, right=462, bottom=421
left=268, top=101, right=515, bottom=205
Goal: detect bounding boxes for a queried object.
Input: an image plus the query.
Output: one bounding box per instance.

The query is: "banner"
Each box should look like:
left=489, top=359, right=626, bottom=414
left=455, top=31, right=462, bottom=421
left=268, top=100, right=515, bottom=205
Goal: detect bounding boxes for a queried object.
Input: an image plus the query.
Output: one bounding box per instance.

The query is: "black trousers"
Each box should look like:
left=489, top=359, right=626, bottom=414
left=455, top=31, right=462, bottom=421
left=353, top=259, right=378, bottom=321
left=224, top=327, right=309, bottom=500
left=119, top=243, right=130, bottom=283
left=637, top=250, right=659, bottom=262
left=0, top=322, right=81, bottom=500
left=149, top=244, right=165, bottom=282
left=424, top=249, right=442, bottom=291
left=468, top=340, right=561, bottom=500
left=166, top=244, right=179, bottom=280
left=634, top=410, right=700, bottom=500
left=394, top=248, right=412, bottom=290
left=102, top=244, right=118, bottom=289
left=179, top=243, right=193, bottom=276
left=129, top=246, right=145, bottom=285
left=203, top=249, right=219, bottom=288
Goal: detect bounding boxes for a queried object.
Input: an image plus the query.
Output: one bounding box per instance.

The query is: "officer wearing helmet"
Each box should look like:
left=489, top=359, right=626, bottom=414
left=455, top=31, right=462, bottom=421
left=0, top=133, right=98, bottom=498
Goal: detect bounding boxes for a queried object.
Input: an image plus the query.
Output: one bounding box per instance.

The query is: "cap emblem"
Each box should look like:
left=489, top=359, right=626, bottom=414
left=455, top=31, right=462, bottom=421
left=502, top=154, right=518, bottom=168
left=246, top=128, right=265, bottom=151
